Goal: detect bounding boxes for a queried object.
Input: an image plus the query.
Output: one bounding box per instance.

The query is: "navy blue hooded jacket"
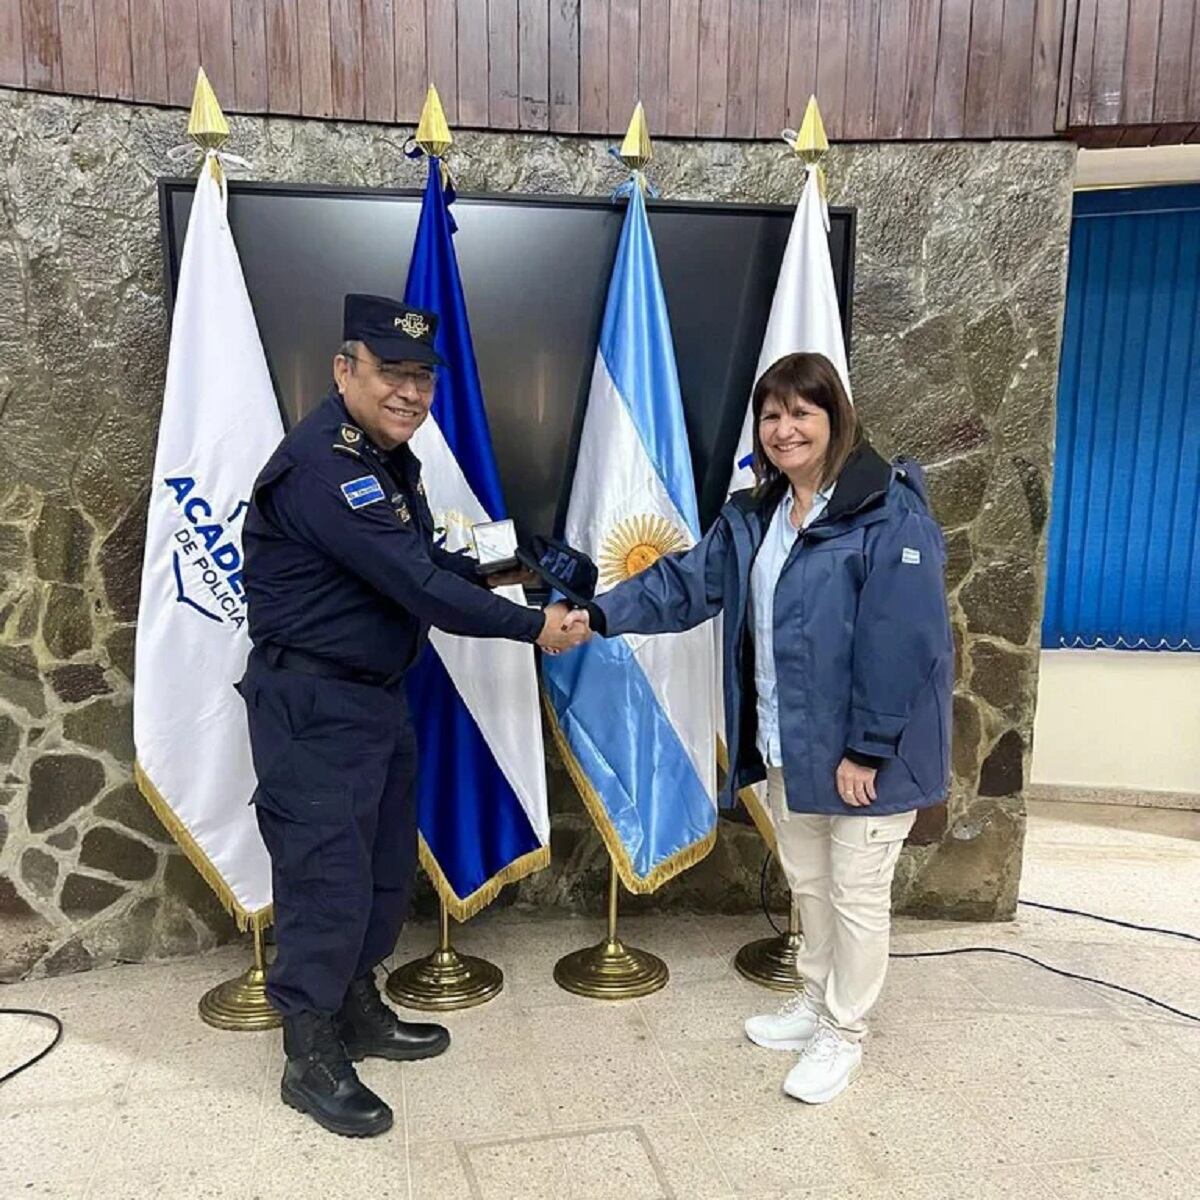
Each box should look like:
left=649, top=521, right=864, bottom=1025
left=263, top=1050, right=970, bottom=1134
left=591, top=443, right=953, bottom=817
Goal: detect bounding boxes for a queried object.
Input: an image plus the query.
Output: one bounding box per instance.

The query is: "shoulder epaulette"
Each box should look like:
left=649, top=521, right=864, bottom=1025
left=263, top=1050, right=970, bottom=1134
left=333, top=422, right=365, bottom=459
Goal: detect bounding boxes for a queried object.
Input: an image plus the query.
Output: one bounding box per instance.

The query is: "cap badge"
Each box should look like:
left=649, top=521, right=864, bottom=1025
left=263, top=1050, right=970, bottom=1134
left=395, top=311, right=429, bottom=339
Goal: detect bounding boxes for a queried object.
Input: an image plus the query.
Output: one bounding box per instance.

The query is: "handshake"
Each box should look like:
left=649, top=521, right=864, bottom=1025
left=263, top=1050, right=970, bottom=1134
left=475, top=525, right=601, bottom=657
left=536, top=602, right=592, bottom=655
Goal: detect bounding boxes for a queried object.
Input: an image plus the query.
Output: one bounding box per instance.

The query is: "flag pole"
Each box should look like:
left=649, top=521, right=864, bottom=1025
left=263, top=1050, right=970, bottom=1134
left=549, top=102, right=670, bottom=1001
left=550, top=100, right=691, bottom=1001
left=382, top=84, right=507, bottom=1011
left=160, top=66, right=279, bottom=1032
left=732, top=95, right=830, bottom=992
left=554, top=858, right=668, bottom=999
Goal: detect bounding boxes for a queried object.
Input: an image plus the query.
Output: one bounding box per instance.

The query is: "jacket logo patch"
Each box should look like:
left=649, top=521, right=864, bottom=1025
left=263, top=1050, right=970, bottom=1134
left=341, top=476, right=386, bottom=510
left=901, top=547, right=921, bottom=565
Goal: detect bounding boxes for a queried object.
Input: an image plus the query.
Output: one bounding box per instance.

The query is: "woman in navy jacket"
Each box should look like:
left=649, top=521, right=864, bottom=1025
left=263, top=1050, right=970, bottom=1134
left=571, top=352, right=953, bottom=1104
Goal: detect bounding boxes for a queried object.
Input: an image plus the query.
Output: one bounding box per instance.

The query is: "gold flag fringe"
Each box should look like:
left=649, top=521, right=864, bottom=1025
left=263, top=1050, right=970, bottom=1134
left=715, top=739, right=777, bottom=856
left=134, top=762, right=273, bottom=934
left=542, top=692, right=717, bottom=895
left=419, top=835, right=550, bottom=924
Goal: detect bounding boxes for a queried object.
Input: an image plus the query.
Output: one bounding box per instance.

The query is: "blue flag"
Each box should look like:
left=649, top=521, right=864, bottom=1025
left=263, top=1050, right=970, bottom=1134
left=403, top=160, right=549, bottom=918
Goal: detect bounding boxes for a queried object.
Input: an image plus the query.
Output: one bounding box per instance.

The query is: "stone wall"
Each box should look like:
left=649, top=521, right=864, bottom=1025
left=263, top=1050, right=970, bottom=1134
left=0, top=88, right=1075, bottom=980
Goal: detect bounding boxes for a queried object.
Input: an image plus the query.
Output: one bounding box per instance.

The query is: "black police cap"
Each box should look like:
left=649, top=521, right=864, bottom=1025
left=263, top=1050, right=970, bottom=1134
left=343, top=293, right=445, bottom=367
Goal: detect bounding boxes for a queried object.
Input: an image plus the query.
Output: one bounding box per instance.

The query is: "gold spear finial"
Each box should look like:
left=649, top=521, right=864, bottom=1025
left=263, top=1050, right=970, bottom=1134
left=791, top=95, right=830, bottom=200
left=619, top=102, right=652, bottom=172
left=188, top=67, right=230, bottom=152
left=793, top=95, right=829, bottom=164
left=416, top=85, right=453, bottom=158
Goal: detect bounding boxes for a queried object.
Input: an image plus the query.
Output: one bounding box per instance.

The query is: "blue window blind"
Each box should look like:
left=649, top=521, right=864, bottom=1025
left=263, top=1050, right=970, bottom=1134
left=1043, top=184, right=1200, bottom=651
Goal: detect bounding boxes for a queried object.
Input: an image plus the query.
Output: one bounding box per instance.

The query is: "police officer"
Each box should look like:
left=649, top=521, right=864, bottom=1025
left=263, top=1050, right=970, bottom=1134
left=239, top=294, right=577, bottom=1138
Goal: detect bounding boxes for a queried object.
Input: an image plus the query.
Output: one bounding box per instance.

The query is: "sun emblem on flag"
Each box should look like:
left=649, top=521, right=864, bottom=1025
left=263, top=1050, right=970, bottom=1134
left=599, top=515, right=687, bottom=586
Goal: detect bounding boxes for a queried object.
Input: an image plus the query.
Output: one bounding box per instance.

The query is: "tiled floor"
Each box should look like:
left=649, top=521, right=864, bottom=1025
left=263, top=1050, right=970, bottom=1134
left=2, top=799, right=1198, bottom=1199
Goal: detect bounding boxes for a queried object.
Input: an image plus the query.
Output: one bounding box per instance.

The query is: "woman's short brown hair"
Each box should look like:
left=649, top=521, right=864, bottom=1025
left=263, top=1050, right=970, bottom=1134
left=750, top=352, right=860, bottom=495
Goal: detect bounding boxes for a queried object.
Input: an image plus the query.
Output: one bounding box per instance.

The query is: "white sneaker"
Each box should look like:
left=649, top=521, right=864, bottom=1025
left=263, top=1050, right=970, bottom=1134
left=782, top=1025, right=862, bottom=1104
left=744, top=991, right=821, bottom=1052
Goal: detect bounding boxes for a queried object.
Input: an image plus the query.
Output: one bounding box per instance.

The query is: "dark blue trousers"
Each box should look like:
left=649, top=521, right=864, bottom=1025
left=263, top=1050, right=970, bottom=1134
left=240, top=650, right=419, bottom=1016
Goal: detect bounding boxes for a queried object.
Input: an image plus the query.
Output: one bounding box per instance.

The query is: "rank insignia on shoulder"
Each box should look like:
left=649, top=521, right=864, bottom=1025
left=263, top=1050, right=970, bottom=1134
left=341, top=475, right=387, bottom=510
left=415, top=478, right=426, bottom=497
left=340, top=424, right=363, bottom=445
left=396, top=501, right=412, bottom=524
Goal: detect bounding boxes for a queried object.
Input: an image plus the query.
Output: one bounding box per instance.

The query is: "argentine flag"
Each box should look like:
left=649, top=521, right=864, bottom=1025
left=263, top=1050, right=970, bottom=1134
left=543, top=185, right=719, bottom=893
left=403, top=159, right=550, bottom=919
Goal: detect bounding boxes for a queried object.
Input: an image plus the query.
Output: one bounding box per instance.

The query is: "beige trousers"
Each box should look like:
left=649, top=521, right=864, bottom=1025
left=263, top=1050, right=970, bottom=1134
left=767, top=767, right=915, bottom=1043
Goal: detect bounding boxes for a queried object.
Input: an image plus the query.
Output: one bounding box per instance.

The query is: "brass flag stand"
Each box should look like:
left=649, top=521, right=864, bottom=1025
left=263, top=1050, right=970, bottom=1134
left=554, top=860, right=668, bottom=999
left=386, top=898, right=503, bottom=1011
left=199, top=923, right=280, bottom=1031
left=734, top=899, right=804, bottom=991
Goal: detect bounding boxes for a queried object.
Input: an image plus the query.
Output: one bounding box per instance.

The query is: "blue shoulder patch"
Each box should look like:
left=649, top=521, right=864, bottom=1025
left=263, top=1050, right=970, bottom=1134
left=340, top=475, right=387, bottom=510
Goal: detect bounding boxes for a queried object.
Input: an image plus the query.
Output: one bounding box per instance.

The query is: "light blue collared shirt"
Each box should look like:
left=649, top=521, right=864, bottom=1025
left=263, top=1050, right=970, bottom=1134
left=749, top=483, right=835, bottom=767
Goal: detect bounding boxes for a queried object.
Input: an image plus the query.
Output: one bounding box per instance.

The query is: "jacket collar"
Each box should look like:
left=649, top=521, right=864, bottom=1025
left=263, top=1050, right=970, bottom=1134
left=821, top=442, right=892, bottom=522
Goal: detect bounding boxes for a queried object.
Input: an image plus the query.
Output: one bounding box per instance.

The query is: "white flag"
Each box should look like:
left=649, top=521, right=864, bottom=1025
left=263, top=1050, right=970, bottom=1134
left=133, top=154, right=283, bottom=927
left=722, top=165, right=851, bottom=846
left=727, top=166, right=851, bottom=494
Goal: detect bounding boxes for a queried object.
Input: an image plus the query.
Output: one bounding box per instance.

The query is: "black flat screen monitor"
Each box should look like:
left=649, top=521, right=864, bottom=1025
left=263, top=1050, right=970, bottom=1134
left=160, top=181, right=855, bottom=534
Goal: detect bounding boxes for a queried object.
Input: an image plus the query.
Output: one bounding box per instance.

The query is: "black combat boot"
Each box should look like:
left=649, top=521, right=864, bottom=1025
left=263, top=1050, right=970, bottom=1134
left=337, top=972, right=451, bottom=1062
left=280, top=1011, right=394, bottom=1137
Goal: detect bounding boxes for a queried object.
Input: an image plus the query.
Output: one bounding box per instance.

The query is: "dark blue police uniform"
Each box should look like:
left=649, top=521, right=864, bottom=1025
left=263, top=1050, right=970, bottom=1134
left=241, top=356, right=542, bottom=1022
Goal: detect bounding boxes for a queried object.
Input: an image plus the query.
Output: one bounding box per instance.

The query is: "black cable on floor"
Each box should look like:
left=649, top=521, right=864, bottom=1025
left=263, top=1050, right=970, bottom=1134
left=888, top=946, right=1199, bottom=1023
left=0, top=1009, right=64, bottom=1086
left=1018, top=898, right=1200, bottom=944
left=756, top=852, right=1199, bottom=1023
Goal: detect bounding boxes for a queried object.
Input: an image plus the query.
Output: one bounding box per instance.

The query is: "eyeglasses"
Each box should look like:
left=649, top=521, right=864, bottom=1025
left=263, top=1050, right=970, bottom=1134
left=344, top=355, right=437, bottom=392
